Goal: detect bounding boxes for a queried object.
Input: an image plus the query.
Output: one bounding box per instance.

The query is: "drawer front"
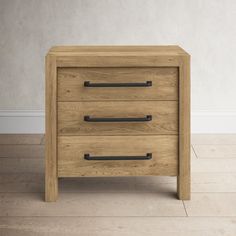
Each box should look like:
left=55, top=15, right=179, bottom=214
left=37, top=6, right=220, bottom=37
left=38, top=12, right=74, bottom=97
left=58, top=136, right=178, bottom=177
left=58, top=67, right=178, bottom=101
left=58, top=101, right=178, bottom=135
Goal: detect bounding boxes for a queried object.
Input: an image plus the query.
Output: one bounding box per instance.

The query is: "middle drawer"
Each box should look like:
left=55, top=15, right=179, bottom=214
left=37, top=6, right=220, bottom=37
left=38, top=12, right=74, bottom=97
left=58, top=101, right=178, bottom=135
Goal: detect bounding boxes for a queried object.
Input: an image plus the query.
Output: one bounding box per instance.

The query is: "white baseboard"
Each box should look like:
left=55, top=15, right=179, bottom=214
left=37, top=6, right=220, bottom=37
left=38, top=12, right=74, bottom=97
left=0, top=110, right=236, bottom=134
left=191, top=111, right=236, bottom=133
left=0, top=110, right=45, bottom=134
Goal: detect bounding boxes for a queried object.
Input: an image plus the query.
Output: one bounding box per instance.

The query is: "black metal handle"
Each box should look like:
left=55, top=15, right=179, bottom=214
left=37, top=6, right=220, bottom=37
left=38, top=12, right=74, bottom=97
left=84, top=153, right=152, bottom=161
left=84, top=115, right=152, bottom=122
left=84, top=81, right=152, bottom=87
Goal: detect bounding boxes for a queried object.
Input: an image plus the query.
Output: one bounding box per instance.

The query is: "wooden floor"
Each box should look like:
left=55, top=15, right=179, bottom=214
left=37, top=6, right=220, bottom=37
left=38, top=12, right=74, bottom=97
left=0, top=134, right=236, bottom=235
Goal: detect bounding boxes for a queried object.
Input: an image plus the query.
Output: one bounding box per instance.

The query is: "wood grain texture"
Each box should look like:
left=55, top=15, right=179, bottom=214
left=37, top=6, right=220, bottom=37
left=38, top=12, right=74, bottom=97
left=50, top=46, right=188, bottom=67
left=45, top=46, right=190, bottom=201
left=2, top=134, right=236, bottom=235
left=49, top=45, right=189, bottom=55
left=191, top=158, right=236, bottom=172
left=56, top=55, right=180, bottom=67
left=0, top=158, right=43, bottom=174
left=58, top=101, right=178, bottom=135
left=193, top=144, right=236, bottom=158
left=58, top=67, right=178, bottom=101
left=0, top=173, right=175, bottom=193
left=0, top=134, right=43, bottom=145
left=0, top=145, right=44, bottom=158
left=0, top=192, right=185, bottom=217
left=191, top=134, right=236, bottom=145
left=57, top=136, right=178, bottom=177
left=3, top=171, right=236, bottom=193
left=184, top=193, right=236, bottom=216
left=45, top=55, right=58, bottom=202
left=177, top=55, right=191, bottom=200
left=1, top=217, right=236, bottom=236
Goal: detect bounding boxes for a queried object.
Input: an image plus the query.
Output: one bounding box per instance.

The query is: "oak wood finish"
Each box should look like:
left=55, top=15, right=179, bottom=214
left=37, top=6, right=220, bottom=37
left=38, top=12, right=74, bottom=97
left=49, top=45, right=188, bottom=55
left=0, top=134, right=43, bottom=145
left=45, top=46, right=190, bottom=201
left=45, top=55, right=58, bottom=202
left=58, top=67, right=178, bottom=101
left=58, top=136, right=178, bottom=177
left=58, top=101, right=178, bottom=135
left=49, top=46, right=184, bottom=67
left=2, top=135, right=236, bottom=235
left=177, top=55, right=191, bottom=200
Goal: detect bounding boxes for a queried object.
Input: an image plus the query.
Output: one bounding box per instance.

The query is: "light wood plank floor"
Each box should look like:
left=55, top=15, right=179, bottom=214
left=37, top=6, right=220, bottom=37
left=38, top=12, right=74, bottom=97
left=0, top=134, right=236, bottom=235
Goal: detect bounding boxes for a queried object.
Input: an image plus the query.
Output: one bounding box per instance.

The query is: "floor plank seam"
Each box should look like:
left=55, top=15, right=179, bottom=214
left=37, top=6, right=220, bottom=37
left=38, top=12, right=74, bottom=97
left=0, top=144, right=44, bottom=146
left=0, top=215, right=190, bottom=218
left=2, top=170, right=236, bottom=173
left=192, top=144, right=236, bottom=146
left=1, top=191, right=236, bottom=194
left=191, top=145, right=198, bottom=158
left=195, top=157, right=236, bottom=159
left=0, top=215, right=236, bottom=218
left=182, top=201, right=188, bottom=217
left=1, top=216, right=235, bottom=218
left=2, top=134, right=236, bottom=224
left=40, top=136, right=45, bottom=145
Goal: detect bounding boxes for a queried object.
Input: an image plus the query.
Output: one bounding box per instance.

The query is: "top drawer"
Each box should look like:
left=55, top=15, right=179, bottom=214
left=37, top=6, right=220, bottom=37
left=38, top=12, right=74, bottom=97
left=57, top=67, right=178, bottom=101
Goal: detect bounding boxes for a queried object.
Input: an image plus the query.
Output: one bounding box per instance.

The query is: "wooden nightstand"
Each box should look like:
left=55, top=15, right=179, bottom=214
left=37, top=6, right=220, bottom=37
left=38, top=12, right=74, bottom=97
left=45, top=46, right=190, bottom=202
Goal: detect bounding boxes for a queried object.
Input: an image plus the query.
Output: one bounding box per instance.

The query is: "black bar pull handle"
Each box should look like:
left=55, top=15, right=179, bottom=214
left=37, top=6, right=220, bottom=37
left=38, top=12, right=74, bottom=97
left=84, top=81, right=152, bottom=87
left=84, top=153, right=152, bottom=161
left=84, top=115, right=152, bottom=122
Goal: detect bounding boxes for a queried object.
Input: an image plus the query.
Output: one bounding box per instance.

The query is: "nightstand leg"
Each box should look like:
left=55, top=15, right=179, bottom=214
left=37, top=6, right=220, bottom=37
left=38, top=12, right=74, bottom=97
left=177, top=134, right=190, bottom=200
left=177, top=140, right=190, bottom=200
left=45, top=131, right=58, bottom=201
left=45, top=163, right=58, bottom=202
left=177, top=174, right=190, bottom=200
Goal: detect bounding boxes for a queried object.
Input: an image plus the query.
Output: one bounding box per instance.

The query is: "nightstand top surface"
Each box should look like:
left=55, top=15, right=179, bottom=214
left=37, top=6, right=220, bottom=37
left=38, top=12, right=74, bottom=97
left=48, top=45, right=189, bottom=57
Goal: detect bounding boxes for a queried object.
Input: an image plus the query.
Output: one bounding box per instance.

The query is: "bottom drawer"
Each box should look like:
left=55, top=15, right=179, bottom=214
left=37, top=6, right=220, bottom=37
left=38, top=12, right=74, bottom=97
left=58, top=136, right=178, bottom=177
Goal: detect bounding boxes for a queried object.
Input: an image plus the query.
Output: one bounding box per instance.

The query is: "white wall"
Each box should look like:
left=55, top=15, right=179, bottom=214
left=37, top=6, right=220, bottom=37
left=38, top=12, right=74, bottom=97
left=0, top=0, right=236, bottom=133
